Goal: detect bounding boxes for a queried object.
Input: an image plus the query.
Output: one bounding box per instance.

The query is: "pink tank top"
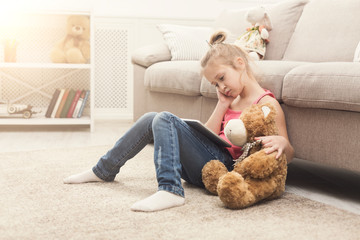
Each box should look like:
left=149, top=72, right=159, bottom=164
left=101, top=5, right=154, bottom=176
left=219, top=90, right=275, bottom=159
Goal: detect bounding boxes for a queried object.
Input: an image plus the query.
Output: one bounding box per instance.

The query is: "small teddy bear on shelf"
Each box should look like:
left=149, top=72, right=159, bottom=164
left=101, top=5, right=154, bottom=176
left=50, top=15, right=90, bottom=64
left=234, top=6, right=272, bottom=60
left=201, top=103, right=287, bottom=209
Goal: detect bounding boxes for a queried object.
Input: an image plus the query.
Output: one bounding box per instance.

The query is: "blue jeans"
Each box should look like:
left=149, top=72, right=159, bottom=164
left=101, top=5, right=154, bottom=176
left=92, top=112, right=233, bottom=197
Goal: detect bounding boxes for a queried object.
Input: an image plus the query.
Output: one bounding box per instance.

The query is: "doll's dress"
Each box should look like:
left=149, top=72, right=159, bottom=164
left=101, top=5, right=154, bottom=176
left=234, top=25, right=267, bottom=59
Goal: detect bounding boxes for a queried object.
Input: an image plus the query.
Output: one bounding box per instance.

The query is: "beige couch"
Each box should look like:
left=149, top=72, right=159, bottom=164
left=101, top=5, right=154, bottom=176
left=131, top=0, right=360, bottom=173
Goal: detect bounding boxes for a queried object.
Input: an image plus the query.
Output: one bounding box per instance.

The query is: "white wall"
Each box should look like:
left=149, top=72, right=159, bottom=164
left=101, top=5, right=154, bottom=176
left=94, top=0, right=273, bottom=19
left=5, top=0, right=279, bottom=19
left=4, top=0, right=281, bottom=49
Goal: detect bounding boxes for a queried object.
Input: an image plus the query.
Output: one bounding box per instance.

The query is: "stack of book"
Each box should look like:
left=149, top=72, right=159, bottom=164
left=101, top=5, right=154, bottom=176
left=45, top=89, right=90, bottom=118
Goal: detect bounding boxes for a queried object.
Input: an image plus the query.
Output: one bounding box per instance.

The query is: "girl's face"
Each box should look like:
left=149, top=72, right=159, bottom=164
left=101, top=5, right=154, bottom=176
left=203, top=58, right=245, bottom=98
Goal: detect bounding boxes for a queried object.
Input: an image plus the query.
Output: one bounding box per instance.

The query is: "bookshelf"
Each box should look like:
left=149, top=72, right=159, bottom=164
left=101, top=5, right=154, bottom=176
left=0, top=11, right=94, bottom=131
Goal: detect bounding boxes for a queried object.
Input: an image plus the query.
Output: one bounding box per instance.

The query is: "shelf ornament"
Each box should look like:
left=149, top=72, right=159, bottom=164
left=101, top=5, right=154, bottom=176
left=50, top=15, right=90, bottom=64
left=4, top=38, right=18, bottom=62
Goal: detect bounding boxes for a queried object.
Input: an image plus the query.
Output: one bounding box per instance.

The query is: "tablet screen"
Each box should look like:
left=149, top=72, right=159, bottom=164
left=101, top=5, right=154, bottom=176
left=182, top=119, right=231, bottom=148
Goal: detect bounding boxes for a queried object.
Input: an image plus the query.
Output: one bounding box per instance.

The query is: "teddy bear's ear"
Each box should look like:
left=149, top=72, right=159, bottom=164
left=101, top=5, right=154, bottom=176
left=261, top=105, right=271, bottom=119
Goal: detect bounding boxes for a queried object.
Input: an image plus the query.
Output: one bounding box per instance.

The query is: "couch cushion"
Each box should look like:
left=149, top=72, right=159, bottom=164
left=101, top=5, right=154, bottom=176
left=283, top=0, right=360, bottom=62
left=282, top=62, right=360, bottom=112
left=214, top=0, right=308, bottom=60
left=145, top=61, right=202, bottom=96
left=200, top=60, right=306, bottom=100
left=255, top=61, right=307, bottom=100
left=200, top=77, right=216, bottom=99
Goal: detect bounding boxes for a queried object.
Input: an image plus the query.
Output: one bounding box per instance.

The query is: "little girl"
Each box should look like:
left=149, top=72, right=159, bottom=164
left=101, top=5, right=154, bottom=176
left=64, top=31, right=294, bottom=212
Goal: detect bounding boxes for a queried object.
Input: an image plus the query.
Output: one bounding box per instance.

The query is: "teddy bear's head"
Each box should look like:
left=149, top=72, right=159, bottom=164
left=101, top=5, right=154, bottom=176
left=66, top=15, right=90, bottom=40
left=224, top=103, right=278, bottom=147
left=245, top=6, right=272, bottom=30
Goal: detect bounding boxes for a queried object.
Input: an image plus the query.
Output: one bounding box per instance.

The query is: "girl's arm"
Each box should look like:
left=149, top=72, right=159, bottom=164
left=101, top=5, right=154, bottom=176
left=205, top=89, right=235, bottom=134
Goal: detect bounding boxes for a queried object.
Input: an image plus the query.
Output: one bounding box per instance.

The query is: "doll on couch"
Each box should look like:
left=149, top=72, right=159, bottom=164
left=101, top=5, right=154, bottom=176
left=234, top=6, right=272, bottom=60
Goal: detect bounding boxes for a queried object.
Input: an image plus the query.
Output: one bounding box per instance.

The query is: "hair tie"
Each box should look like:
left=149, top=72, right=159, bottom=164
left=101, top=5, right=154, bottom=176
left=206, top=40, right=213, bottom=48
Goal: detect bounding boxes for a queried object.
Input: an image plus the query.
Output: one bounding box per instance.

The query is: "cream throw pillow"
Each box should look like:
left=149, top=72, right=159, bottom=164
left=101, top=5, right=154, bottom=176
left=283, top=0, right=360, bottom=62
left=157, top=24, right=213, bottom=61
left=214, top=0, right=309, bottom=60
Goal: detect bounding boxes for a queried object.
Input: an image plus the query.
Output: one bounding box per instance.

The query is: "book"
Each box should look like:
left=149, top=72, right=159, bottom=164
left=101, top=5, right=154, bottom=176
left=51, top=89, right=65, bottom=118
left=72, top=90, right=85, bottom=118
left=45, top=89, right=60, bottom=118
left=77, top=90, right=90, bottom=118
left=60, top=89, right=76, bottom=118
left=55, top=89, right=70, bottom=118
left=182, top=119, right=231, bottom=148
left=66, top=89, right=82, bottom=118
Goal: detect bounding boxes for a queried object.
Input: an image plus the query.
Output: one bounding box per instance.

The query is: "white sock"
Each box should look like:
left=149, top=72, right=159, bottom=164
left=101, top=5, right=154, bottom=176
left=130, top=190, right=185, bottom=212
left=63, top=169, right=103, bottom=184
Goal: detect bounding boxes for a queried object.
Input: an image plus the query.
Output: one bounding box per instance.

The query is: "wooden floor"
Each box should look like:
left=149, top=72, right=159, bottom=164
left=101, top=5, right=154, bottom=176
left=1, top=119, right=359, bottom=215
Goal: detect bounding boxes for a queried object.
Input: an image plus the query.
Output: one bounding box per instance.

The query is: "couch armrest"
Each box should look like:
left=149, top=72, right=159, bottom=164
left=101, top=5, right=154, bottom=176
left=131, top=43, right=172, bottom=68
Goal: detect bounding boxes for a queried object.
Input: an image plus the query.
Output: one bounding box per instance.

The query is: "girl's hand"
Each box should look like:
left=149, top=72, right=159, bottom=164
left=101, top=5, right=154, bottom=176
left=255, top=135, right=288, bottom=159
left=216, top=88, right=235, bottom=108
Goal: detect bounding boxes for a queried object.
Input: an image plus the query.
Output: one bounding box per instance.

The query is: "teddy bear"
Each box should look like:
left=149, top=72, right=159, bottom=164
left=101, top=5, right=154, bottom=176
left=50, top=15, right=90, bottom=64
left=201, top=103, right=287, bottom=209
left=234, top=6, right=272, bottom=60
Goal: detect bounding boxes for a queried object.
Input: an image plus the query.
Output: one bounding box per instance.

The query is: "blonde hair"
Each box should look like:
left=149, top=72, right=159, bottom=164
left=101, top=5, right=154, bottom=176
left=201, top=30, right=256, bottom=79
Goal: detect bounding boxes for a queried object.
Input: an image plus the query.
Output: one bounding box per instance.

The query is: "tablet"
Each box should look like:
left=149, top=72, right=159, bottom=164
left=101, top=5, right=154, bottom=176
left=182, top=119, right=231, bottom=148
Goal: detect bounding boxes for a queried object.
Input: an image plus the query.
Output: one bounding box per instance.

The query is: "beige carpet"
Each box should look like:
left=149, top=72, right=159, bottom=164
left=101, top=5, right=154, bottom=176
left=1, top=145, right=359, bottom=240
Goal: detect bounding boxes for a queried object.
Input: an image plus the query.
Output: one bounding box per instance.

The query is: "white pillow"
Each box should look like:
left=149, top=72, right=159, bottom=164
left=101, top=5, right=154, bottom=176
left=354, top=41, right=360, bottom=62
left=157, top=24, right=213, bottom=61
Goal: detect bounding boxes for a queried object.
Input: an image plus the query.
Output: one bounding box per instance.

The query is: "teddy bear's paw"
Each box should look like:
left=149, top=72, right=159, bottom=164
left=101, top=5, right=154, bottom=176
left=217, top=171, right=256, bottom=209
left=235, top=150, right=279, bottom=179
left=50, top=48, right=67, bottom=63
left=66, top=48, right=86, bottom=64
left=267, top=186, right=285, bottom=200
left=267, top=174, right=286, bottom=200
left=201, top=160, right=228, bottom=195
left=81, top=42, right=91, bottom=60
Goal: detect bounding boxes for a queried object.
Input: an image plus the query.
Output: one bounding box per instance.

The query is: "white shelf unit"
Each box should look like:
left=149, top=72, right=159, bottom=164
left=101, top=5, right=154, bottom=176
left=0, top=11, right=94, bottom=131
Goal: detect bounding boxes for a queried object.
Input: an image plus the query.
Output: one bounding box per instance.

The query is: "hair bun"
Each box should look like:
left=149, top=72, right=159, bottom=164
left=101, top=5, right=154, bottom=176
left=209, top=30, right=227, bottom=45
